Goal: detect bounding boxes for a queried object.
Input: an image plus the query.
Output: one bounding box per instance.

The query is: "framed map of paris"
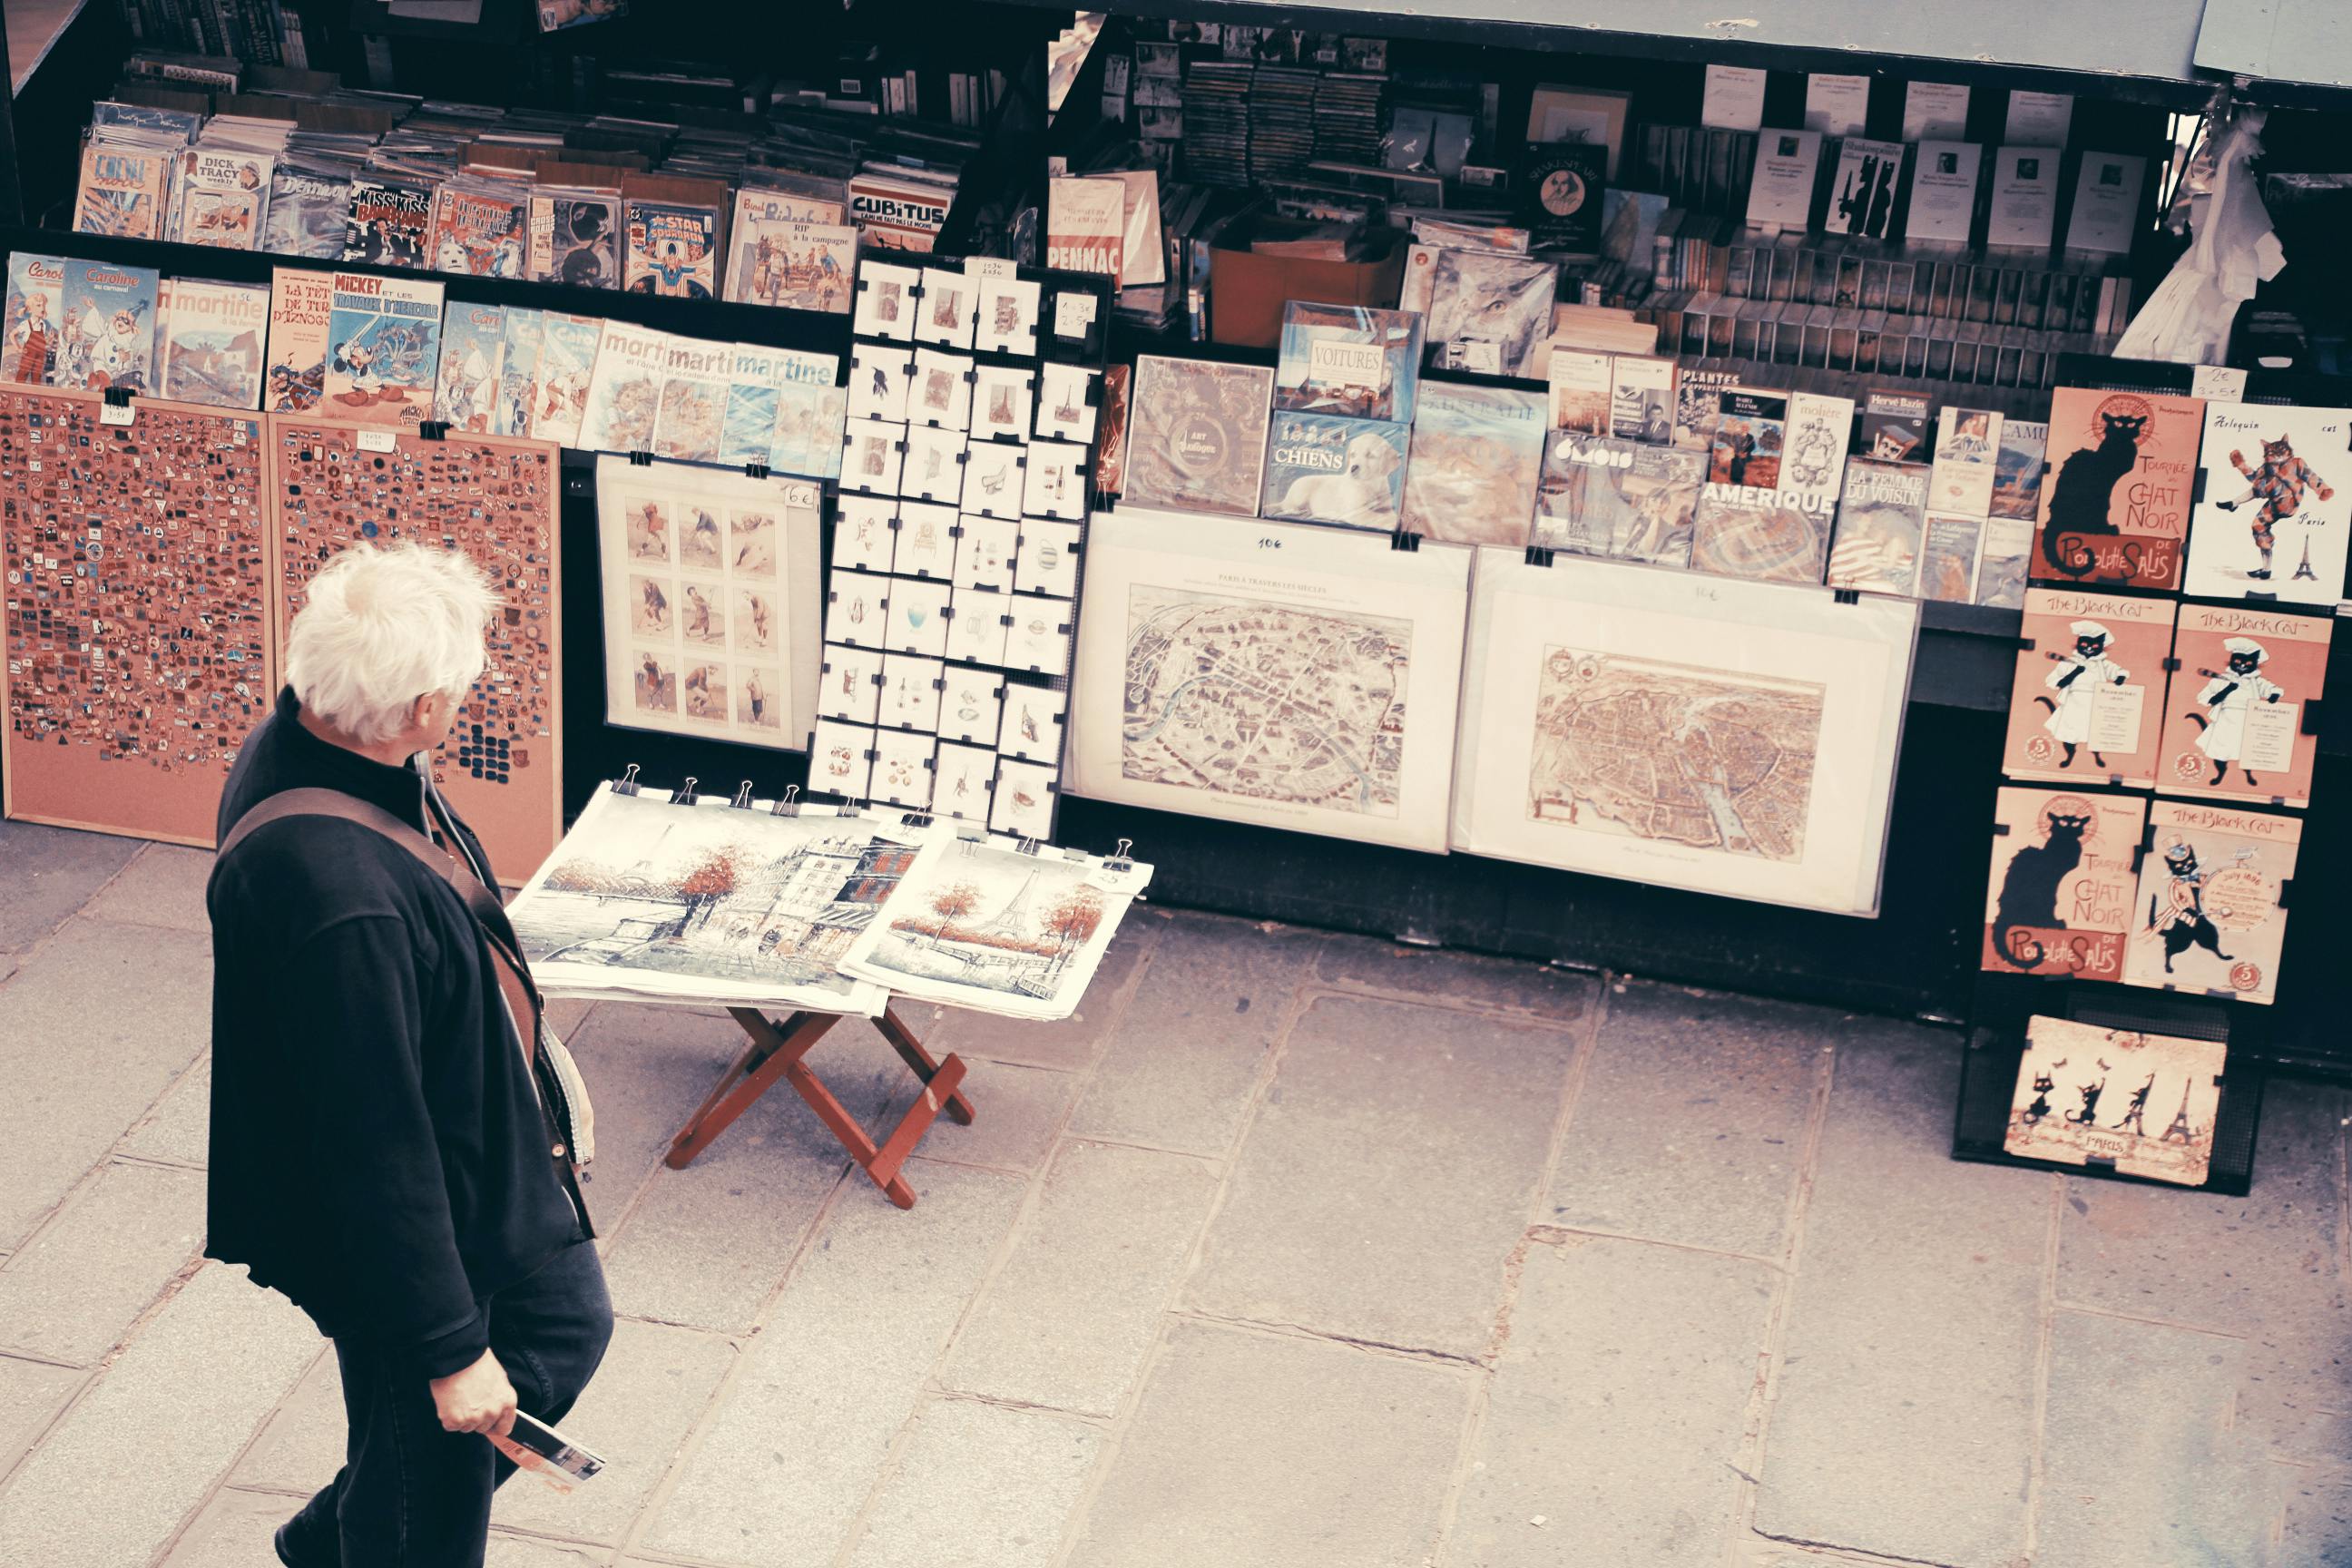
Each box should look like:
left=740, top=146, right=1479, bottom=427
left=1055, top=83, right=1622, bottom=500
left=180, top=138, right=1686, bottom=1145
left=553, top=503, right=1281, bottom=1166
left=1067, top=505, right=1472, bottom=852
left=1451, top=554, right=1918, bottom=914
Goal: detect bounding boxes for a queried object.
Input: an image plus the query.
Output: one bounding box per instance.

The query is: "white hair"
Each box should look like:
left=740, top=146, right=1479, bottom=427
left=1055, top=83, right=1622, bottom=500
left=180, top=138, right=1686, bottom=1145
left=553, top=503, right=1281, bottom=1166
left=286, top=543, right=498, bottom=746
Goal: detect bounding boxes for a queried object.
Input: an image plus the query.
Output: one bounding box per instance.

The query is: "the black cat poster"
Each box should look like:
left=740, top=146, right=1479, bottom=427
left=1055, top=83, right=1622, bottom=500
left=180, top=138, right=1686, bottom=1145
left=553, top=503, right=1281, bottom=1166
left=2004, top=1016, right=2224, bottom=1186
left=1981, top=786, right=2146, bottom=977
left=2032, top=387, right=2203, bottom=592
left=2181, top=401, right=2352, bottom=607
left=2000, top=588, right=2175, bottom=789
left=2152, top=603, right=2331, bottom=810
left=2122, top=800, right=2299, bottom=1005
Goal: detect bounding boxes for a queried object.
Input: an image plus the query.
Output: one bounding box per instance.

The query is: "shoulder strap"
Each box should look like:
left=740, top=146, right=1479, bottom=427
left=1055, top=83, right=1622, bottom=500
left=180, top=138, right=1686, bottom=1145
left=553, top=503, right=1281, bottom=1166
left=215, top=788, right=542, bottom=1062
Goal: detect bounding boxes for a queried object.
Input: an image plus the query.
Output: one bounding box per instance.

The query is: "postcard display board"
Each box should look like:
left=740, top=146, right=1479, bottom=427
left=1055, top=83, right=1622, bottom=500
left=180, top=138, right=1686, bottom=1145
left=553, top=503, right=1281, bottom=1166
left=273, top=419, right=564, bottom=881
left=1955, top=373, right=2347, bottom=1195
left=821, top=259, right=1112, bottom=840
left=0, top=388, right=272, bottom=845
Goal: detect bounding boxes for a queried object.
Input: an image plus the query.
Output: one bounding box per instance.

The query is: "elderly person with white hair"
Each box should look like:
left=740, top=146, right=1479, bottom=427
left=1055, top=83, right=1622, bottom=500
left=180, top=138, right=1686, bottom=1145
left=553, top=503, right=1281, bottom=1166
left=206, top=543, right=609, bottom=1568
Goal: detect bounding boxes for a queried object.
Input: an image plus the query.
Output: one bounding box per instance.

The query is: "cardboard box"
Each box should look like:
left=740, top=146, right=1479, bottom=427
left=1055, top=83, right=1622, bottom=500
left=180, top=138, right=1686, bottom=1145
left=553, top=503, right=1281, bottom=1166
left=1209, top=230, right=1408, bottom=349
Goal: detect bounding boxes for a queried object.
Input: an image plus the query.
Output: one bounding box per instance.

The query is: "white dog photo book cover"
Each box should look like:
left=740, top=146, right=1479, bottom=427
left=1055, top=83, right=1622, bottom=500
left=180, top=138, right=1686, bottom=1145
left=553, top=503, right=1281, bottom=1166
left=1451, top=554, right=1919, bottom=915
left=1068, top=506, right=1471, bottom=852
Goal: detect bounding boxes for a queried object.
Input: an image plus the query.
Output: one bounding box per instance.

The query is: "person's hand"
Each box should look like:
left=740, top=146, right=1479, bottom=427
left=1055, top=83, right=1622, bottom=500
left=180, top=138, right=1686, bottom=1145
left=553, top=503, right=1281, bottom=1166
left=429, top=1348, right=517, bottom=1437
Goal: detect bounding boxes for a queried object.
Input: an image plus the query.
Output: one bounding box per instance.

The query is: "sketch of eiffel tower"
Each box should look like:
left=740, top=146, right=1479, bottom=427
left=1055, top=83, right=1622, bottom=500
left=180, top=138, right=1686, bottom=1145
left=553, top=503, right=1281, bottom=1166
left=2160, top=1077, right=2196, bottom=1143
left=967, top=867, right=1042, bottom=941
left=2292, top=535, right=2319, bottom=582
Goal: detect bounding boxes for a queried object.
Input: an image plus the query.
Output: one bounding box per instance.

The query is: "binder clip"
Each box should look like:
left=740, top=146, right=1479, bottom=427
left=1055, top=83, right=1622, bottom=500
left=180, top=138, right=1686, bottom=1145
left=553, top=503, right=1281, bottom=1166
left=628, top=450, right=654, bottom=467
left=1832, top=588, right=1862, bottom=605
left=417, top=421, right=450, bottom=442
left=1524, top=544, right=1555, bottom=568
left=769, top=785, right=803, bottom=818
left=1105, top=837, right=1135, bottom=873
left=730, top=781, right=758, bottom=809
left=612, top=763, right=642, bottom=797
left=1016, top=837, right=1044, bottom=857
left=744, top=462, right=770, bottom=480
left=102, top=386, right=135, bottom=407
left=901, top=811, right=936, bottom=828
left=669, top=776, right=699, bottom=804
left=1388, top=528, right=1421, bottom=554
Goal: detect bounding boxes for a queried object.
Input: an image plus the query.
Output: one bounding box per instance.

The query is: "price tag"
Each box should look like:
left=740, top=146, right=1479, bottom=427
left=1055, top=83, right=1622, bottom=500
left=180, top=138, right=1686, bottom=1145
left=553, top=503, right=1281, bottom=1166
left=786, top=482, right=819, bottom=509
left=965, top=257, right=1017, bottom=281
left=1054, top=292, right=1098, bottom=338
left=2190, top=364, right=2249, bottom=403
left=99, top=402, right=135, bottom=427
left=358, top=428, right=397, bottom=453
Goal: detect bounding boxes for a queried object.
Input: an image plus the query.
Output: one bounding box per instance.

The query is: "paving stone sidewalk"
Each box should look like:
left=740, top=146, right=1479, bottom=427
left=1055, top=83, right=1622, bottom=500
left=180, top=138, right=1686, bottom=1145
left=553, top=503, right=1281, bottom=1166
left=2, top=818, right=2347, bottom=1568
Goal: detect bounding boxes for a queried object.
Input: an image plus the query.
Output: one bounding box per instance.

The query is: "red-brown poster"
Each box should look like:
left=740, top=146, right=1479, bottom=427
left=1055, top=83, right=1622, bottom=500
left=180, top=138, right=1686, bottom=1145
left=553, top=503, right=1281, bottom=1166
left=1, top=388, right=272, bottom=845
left=1981, top=786, right=2147, bottom=979
left=1999, top=588, right=2175, bottom=789
left=2154, top=603, right=2330, bottom=811
left=270, top=416, right=563, bottom=882
left=2032, top=387, right=2202, bottom=591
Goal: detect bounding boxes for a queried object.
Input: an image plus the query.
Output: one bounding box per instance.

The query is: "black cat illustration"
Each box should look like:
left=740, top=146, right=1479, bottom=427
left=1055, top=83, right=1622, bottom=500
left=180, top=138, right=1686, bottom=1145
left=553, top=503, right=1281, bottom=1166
left=2041, top=411, right=2147, bottom=573
left=2065, top=1076, right=2106, bottom=1124
left=2023, top=1068, right=2058, bottom=1122
left=1991, top=810, right=2092, bottom=968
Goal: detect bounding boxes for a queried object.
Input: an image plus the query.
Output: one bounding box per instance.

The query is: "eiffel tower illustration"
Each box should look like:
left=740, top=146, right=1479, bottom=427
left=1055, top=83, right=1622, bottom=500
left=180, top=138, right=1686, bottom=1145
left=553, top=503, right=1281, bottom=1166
left=967, top=867, right=1042, bottom=941
left=2292, top=534, right=2319, bottom=582
left=2159, top=1077, right=2197, bottom=1143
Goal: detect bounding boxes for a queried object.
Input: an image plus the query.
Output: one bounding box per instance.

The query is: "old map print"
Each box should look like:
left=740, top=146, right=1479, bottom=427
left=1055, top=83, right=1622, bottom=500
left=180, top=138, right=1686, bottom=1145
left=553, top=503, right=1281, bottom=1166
left=1122, top=585, right=1409, bottom=818
left=1528, top=649, right=1822, bottom=859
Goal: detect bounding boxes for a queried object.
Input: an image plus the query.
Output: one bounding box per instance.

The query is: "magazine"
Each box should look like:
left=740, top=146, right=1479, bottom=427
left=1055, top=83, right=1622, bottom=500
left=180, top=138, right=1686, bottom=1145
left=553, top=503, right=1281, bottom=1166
left=1399, top=382, right=1545, bottom=544
left=4, top=253, right=64, bottom=385
left=624, top=199, right=720, bottom=298
left=74, top=132, right=175, bottom=240
left=533, top=312, right=603, bottom=447
left=578, top=320, right=672, bottom=454
left=262, top=160, right=351, bottom=259
left=1534, top=434, right=1705, bottom=564
left=1271, top=301, right=1424, bottom=423
left=528, top=187, right=622, bottom=288
left=342, top=176, right=434, bottom=268
left=158, top=279, right=267, bottom=408
left=428, top=180, right=531, bottom=279
left=265, top=267, right=333, bottom=412
left=645, top=337, right=733, bottom=464
left=322, top=270, right=445, bottom=427
left=1260, top=412, right=1409, bottom=530
left=1826, top=456, right=1930, bottom=593
left=54, top=259, right=161, bottom=392
left=1989, top=418, right=2049, bottom=521
left=433, top=302, right=508, bottom=433
left=498, top=308, right=545, bottom=439
left=773, top=381, right=848, bottom=480
left=727, top=204, right=857, bottom=311
left=169, top=147, right=272, bottom=249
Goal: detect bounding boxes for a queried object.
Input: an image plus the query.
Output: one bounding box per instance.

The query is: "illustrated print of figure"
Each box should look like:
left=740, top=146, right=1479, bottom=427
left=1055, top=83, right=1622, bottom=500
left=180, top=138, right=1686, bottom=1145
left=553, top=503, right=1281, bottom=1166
left=1787, top=419, right=1838, bottom=491
left=2216, top=436, right=2332, bottom=581
left=93, top=304, right=152, bottom=390
left=2114, top=1073, right=2155, bottom=1136
left=2035, top=619, right=2127, bottom=769
left=2065, top=1076, right=2105, bottom=1125
left=684, top=585, right=713, bottom=641
left=2147, top=838, right=2234, bottom=974
left=2190, top=636, right=2283, bottom=786
left=685, top=508, right=721, bottom=567
left=638, top=578, right=670, bottom=631
left=1724, top=426, right=1758, bottom=485
left=748, top=593, right=769, bottom=646
left=745, top=671, right=767, bottom=724
left=2023, top=1066, right=2060, bottom=1122
left=1945, top=412, right=1994, bottom=464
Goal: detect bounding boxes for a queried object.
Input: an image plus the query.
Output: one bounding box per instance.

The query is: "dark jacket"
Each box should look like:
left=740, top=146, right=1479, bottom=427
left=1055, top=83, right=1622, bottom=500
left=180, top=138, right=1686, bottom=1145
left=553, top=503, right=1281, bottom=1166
left=206, top=688, right=583, bottom=1378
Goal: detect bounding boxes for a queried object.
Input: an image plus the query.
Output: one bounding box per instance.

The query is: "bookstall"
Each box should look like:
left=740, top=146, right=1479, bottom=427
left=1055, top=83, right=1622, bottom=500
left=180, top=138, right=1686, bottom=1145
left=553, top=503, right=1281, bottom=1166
left=4, top=0, right=2352, bottom=1195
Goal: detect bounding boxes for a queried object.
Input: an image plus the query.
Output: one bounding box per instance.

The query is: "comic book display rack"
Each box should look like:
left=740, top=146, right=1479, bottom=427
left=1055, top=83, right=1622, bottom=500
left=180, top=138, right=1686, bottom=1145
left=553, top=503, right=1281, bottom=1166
left=1953, top=354, right=2347, bottom=1195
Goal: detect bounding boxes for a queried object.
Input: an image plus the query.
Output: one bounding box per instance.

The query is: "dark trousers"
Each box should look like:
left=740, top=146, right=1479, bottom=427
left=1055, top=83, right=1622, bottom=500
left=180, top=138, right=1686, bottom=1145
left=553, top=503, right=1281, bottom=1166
left=280, top=1240, right=613, bottom=1568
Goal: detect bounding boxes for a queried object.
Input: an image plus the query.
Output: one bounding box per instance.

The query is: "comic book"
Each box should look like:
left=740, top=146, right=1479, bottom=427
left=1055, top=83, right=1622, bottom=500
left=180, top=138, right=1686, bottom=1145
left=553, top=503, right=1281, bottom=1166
left=428, top=180, right=531, bottom=279
left=2154, top=604, right=2331, bottom=810
left=2181, top=401, right=2352, bottom=608
left=527, top=187, right=622, bottom=289
left=1422, top=249, right=1558, bottom=377
left=91, top=101, right=202, bottom=141
left=158, top=279, right=267, bottom=408
left=2033, top=387, right=2202, bottom=592
left=74, top=131, right=176, bottom=240
left=773, top=382, right=848, bottom=479
left=1916, top=513, right=1984, bottom=603
left=1271, top=301, right=1424, bottom=423
left=4, top=253, right=64, bottom=385
left=719, top=343, right=788, bottom=466
left=1260, top=411, right=1410, bottom=530
left=1981, top=787, right=2147, bottom=978
left=342, top=175, right=436, bottom=268
left=53, top=259, right=162, bottom=392
left=1399, top=382, right=1545, bottom=544
left=263, top=160, right=351, bottom=260
left=1988, top=417, right=2048, bottom=520
left=532, top=312, right=603, bottom=447
left=623, top=200, right=720, bottom=299
left=169, top=146, right=273, bottom=249
left=265, top=267, right=333, bottom=412
left=433, top=302, right=508, bottom=433
left=578, top=320, right=672, bottom=453
left=2004, top=1017, right=2224, bottom=1185
left=2001, top=588, right=2176, bottom=789
left=2122, top=800, right=2299, bottom=1004
left=726, top=191, right=858, bottom=309
left=1826, top=456, right=1929, bottom=594
left=1532, top=433, right=1704, bottom=564
left=490, top=308, right=544, bottom=438
left=649, top=338, right=736, bottom=464
left=321, top=270, right=445, bottom=427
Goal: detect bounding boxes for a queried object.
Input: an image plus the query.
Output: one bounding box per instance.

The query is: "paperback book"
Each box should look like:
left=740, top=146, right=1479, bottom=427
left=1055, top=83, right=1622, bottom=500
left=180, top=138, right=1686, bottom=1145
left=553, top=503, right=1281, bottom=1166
left=1399, top=382, right=1546, bottom=544
left=1861, top=389, right=1929, bottom=461
left=1521, top=142, right=1607, bottom=251
left=1608, top=355, right=1675, bottom=443
left=158, top=278, right=267, bottom=408
left=54, top=259, right=161, bottom=392
left=263, top=161, right=350, bottom=259
left=169, top=147, right=272, bottom=249
left=265, top=267, right=332, bottom=412
left=322, top=271, right=445, bottom=426
left=532, top=312, right=603, bottom=447
left=1916, top=513, right=1984, bottom=603
left=651, top=337, right=735, bottom=463
left=1547, top=348, right=1612, bottom=436
left=1989, top=418, right=2048, bottom=520
left=5, top=253, right=64, bottom=384
left=1260, top=411, right=1410, bottom=530
left=1826, top=457, right=1930, bottom=593
left=1929, top=405, right=2003, bottom=515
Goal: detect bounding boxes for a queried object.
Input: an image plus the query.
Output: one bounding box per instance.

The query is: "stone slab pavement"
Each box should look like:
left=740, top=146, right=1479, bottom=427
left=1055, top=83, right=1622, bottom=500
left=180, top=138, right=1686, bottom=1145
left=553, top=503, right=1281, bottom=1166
left=0, top=818, right=2347, bottom=1567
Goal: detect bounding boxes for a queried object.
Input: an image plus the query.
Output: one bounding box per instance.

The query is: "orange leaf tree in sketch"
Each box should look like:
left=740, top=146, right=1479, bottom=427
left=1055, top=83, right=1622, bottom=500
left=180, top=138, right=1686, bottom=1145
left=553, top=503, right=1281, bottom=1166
left=1042, top=887, right=1105, bottom=977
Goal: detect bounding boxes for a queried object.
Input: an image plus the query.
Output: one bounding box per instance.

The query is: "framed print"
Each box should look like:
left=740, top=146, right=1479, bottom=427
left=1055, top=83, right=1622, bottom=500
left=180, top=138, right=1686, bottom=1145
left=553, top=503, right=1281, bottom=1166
left=998, top=684, right=1068, bottom=763
left=597, top=458, right=823, bottom=754
left=909, top=348, right=974, bottom=430
left=819, top=642, right=885, bottom=723
left=946, top=584, right=1011, bottom=666
left=2122, top=800, right=2298, bottom=1004
left=955, top=514, right=1020, bottom=590
left=1015, top=519, right=1083, bottom=598
left=962, top=439, right=1026, bottom=517
left=891, top=500, right=957, bottom=579
left=975, top=275, right=1041, bottom=355
left=1981, top=786, right=2147, bottom=978
left=1069, top=506, right=1472, bottom=852
left=900, top=424, right=967, bottom=505
left=871, top=727, right=935, bottom=808
left=885, top=575, right=953, bottom=658
left=1035, top=362, right=1100, bottom=443
left=990, top=756, right=1059, bottom=838
left=1453, top=554, right=1919, bottom=914
left=915, top=266, right=978, bottom=348
left=972, top=363, right=1036, bottom=444
left=878, top=652, right=945, bottom=733
left=825, top=575, right=888, bottom=650
left=848, top=342, right=914, bottom=422
left=1024, top=438, right=1091, bottom=520
left=1003, top=599, right=1074, bottom=675
left=853, top=260, right=921, bottom=339
left=931, top=740, right=997, bottom=818
left=833, top=494, right=897, bottom=573
left=940, top=671, right=1004, bottom=745
left=2154, top=604, right=2329, bottom=808
left=841, top=417, right=906, bottom=496
left=2182, top=401, right=2351, bottom=607
left=2000, top=589, right=2175, bottom=789
left=809, top=717, right=876, bottom=799
left=2004, top=1017, right=2225, bottom=1186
